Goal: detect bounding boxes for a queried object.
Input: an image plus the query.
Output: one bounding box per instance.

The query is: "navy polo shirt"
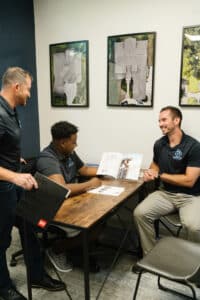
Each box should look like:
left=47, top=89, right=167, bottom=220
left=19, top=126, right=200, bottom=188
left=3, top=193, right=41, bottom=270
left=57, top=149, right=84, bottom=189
left=0, top=95, right=21, bottom=172
left=36, top=143, right=84, bottom=183
left=153, top=132, right=200, bottom=195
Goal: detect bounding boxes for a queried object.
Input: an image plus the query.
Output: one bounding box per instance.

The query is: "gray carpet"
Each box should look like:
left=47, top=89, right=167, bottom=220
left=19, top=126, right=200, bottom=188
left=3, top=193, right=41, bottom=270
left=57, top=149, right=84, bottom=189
left=7, top=227, right=200, bottom=300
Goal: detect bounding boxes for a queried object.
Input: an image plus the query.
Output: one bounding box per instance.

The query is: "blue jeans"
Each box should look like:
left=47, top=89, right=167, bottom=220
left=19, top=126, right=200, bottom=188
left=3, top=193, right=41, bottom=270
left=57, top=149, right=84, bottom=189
left=0, top=183, right=44, bottom=290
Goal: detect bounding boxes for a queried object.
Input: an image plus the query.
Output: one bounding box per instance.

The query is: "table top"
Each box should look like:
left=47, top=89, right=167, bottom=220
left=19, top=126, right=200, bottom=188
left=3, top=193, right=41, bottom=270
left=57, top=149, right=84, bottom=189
left=53, top=178, right=144, bottom=229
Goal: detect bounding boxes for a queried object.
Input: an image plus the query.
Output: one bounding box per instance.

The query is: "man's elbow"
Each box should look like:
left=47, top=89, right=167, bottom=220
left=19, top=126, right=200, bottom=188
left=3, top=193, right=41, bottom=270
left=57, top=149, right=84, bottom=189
left=185, top=178, right=197, bottom=188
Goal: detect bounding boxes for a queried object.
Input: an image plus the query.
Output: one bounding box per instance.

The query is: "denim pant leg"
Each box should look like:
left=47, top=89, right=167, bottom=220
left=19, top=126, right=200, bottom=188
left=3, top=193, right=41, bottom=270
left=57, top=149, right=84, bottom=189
left=16, top=219, right=45, bottom=281
left=0, top=185, right=17, bottom=289
left=15, top=190, right=45, bottom=282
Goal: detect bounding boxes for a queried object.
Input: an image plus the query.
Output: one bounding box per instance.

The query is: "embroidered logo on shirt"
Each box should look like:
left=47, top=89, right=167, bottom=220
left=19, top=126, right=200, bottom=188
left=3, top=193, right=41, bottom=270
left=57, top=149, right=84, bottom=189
left=172, top=149, right=183, bottom=160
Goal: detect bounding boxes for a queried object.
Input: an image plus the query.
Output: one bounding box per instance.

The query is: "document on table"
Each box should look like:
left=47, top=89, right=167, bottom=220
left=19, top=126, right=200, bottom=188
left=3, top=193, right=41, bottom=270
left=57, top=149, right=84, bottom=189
left=87, top=185, right=125, bottom=196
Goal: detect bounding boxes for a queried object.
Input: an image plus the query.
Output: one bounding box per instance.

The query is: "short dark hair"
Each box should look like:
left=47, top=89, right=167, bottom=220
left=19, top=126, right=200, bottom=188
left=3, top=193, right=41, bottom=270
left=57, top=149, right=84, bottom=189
left=1, top=67, right=32, bottom=88
left=51, top=121, right=78, bottom=140
left=160, top=106, right=182, bottom=126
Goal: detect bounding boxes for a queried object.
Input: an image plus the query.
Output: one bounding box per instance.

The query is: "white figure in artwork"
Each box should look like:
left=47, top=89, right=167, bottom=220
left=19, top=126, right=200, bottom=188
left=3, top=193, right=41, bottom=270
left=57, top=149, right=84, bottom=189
left=60, top=49, right=82, bottom=105
left=114, top=37, right=148, bottom=105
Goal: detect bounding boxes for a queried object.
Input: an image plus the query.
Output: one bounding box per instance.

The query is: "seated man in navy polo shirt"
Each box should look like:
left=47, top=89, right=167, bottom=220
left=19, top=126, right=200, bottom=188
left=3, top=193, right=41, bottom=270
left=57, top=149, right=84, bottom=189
left=133, top=106, right=200, bottom=276
left=36, top=121, right=101, bottom=272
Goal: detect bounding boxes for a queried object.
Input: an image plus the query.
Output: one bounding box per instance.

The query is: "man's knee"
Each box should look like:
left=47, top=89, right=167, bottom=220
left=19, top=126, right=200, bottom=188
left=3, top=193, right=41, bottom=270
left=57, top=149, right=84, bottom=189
left=133, top=203, right=145, bottom=220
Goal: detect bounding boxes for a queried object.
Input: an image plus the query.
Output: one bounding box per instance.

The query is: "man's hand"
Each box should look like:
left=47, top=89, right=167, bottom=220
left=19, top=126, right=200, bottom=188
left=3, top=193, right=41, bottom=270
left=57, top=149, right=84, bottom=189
left=143, top=169, right=159, bottom=182
left=12, top=173, right=38, bottom=190
left=87, top=177, right=101, bottom=190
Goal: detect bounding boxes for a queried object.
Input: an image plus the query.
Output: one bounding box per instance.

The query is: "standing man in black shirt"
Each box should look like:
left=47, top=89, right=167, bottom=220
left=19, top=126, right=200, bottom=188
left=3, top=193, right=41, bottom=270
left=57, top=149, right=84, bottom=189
left=0, top=67, right=65, bottom=300
left=134, top=106, right=200, bottom=257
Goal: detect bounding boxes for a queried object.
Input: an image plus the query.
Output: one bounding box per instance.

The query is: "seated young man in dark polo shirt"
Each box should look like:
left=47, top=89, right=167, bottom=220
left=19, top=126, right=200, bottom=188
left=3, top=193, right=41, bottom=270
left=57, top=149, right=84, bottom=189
left=36, top=121, right=101, bottom=272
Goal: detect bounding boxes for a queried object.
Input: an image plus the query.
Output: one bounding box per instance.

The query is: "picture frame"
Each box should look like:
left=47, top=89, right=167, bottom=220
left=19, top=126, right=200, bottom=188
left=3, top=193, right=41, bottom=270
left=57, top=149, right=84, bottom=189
left=49, top=40, right=89, bottom=107
left=179, top=25, right=200, bottom=107
left=107, top=32, right=156, bottom=107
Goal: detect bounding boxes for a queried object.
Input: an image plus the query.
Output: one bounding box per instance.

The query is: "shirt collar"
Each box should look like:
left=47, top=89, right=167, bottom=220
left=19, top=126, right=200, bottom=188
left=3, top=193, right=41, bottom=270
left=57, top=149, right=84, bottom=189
left=49, top=142, right=70, bottom=161
left=164, top=130, right=186, bottom=147
left=0, top=95, right=16, bottom=116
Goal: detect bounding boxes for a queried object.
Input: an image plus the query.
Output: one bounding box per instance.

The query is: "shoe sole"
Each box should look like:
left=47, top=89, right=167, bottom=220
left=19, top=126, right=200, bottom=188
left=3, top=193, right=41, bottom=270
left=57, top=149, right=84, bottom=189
left=46, top=252, right=73, bottom=273
left=31, top=284, right=65, bottom=291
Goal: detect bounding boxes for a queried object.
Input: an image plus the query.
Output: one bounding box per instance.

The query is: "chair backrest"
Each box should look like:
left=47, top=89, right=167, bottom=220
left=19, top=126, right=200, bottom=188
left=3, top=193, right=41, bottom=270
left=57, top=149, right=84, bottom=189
left=21, top=157, right=37, bottom=175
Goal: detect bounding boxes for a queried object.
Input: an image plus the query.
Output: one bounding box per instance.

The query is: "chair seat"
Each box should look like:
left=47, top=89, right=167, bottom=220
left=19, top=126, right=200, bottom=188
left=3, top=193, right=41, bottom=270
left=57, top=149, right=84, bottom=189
left=137, top=237, right=200, bottom=282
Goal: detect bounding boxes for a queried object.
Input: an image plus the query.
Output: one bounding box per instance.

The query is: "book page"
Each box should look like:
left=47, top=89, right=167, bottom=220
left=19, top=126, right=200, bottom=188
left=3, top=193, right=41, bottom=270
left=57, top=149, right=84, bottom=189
left=97, top=152, right=123, bottom=178
left=87, top=185, right=124, bottom=196
left=117, top=153, right=143, bottom=180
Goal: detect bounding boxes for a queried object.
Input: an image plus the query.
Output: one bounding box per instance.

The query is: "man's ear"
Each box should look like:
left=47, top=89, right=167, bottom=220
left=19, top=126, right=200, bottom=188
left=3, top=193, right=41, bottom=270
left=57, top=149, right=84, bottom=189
left=60, top=139, right=67, bottom=147
left=174, top=117, right=180, bottom=126
left=14, top=82, right=20, bottom=93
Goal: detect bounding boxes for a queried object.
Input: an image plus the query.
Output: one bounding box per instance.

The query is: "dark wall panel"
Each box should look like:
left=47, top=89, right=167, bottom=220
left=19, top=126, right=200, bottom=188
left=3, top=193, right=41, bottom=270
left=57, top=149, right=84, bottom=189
left=0, top=0, right=40, bottom=158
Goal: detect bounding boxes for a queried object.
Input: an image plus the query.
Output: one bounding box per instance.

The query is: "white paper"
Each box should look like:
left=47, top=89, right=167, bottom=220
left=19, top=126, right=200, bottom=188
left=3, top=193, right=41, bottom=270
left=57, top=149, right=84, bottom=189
left=87, top=185, right=125, bottom=196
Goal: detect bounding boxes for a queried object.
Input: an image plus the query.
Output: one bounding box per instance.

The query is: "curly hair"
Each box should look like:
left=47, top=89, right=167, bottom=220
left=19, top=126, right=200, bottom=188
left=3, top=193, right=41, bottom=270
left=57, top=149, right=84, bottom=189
left=51, top=121, right=78, bottom=140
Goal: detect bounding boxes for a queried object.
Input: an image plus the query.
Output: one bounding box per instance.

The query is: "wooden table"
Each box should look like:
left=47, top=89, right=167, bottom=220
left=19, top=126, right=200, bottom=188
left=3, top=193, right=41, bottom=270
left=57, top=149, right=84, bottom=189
left=53, top=178, right=144, bottom=300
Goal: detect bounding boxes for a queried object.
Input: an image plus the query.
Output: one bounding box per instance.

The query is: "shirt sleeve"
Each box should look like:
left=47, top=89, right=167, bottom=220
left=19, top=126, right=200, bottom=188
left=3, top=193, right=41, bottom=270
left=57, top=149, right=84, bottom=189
left=36, top=155, right=62, bottom=177
left=187, top=142, right=200, bottom=167
left=153, top=140, right=160, bottom=165
left=0, top=116, right=5, bottom=141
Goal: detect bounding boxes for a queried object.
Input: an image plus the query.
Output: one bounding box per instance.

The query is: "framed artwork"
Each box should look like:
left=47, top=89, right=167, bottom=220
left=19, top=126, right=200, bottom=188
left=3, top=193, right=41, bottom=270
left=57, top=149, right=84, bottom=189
left=107, top=32, right=156, bottom=107
left=179, top=25, right=200, bottom=106
left=49, top=40, right=89, bottom=107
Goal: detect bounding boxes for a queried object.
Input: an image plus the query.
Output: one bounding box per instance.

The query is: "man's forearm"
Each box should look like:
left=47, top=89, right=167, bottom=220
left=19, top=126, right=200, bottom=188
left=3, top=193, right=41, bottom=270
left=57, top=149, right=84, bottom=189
left=0, top=166, right=17, bottom=183
left=160, top=173, right=196, bottom=188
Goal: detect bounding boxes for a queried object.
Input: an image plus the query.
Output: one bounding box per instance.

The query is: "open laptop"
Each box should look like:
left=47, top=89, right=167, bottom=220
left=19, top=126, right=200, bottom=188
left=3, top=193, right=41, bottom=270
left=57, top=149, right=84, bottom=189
left=16, top=172, right=70, bottom=229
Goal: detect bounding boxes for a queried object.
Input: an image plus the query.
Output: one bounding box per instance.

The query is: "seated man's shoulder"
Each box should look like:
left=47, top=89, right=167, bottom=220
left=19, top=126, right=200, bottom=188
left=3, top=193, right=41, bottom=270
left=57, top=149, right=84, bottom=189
left=36, top=147, right=59, bottom=170
left=39, top=145, right=57, bottom=160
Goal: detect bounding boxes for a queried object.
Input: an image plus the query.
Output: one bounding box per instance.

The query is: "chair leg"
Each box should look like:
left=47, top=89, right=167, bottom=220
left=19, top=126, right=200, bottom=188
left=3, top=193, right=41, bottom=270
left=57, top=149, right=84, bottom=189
left=154, top=219, right=160, bottom=239
left=133, top=271, right=142, bottom=300
left=176, top=226, right=182, bottom=237
left=10, top=249, right=23, bottom=266
left=158, top=276, right=197, bottom=299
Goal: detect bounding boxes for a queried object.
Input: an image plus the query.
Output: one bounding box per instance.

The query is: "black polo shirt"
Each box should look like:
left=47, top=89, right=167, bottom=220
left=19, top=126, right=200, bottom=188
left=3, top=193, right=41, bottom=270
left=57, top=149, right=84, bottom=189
left=153, top=132, right=200, bottom=195
left=0, top=95, right=21, bottom=172
left=36, top=142, right=84, bottom=183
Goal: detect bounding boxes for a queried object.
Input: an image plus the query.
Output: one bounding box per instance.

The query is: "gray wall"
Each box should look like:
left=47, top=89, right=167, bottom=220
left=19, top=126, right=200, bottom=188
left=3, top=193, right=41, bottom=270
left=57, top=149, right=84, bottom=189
left=0, top=0, right=40, bottom=158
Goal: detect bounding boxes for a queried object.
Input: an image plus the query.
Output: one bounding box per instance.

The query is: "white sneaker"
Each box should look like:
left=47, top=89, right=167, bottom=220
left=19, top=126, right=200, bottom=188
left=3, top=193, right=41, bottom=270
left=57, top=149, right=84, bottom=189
left=46, top=248, right=72, bottom=273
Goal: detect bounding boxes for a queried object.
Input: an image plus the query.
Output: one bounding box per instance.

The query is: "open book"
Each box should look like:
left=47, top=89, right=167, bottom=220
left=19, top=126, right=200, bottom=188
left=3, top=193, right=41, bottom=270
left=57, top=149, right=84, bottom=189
left=97, top=152, right=143, bottom=180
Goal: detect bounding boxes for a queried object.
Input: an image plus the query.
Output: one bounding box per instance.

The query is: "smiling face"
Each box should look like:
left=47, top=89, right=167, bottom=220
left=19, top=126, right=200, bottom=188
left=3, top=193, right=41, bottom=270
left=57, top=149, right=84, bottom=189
left=159, top=109, right=181, bottom=136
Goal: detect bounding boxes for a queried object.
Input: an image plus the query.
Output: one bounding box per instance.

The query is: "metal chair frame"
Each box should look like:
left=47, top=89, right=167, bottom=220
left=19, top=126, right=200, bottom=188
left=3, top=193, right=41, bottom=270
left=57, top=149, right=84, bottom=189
left=154, top=212, right=183, bottom=239
left=133, top=237, right=200, bottom=300
left=133, top=269, right=197, bottom=300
